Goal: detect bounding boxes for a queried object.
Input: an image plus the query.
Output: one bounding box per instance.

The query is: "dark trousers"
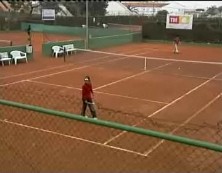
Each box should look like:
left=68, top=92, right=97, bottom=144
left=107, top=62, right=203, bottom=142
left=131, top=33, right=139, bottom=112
left=81, top=99, right=97, bottom=118
left=27, top=32, right=31, bottom=45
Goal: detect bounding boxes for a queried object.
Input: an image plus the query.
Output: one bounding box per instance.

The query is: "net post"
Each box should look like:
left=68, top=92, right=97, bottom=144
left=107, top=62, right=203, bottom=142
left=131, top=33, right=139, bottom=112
left=144, top=57, right=147, bottom=71
left=63, top=47, right=66, bottom=62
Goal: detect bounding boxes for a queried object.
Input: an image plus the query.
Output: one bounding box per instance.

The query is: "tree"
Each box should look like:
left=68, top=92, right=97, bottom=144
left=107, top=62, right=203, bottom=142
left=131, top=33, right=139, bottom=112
left=61, top=2, right=83, bottom=16
left=206, top=6, right=218, bottom=15
left=9, top=1, right=24, bottom=12
left=218, top=6, right=222, bottom=13
left=62, top=1, right=108, bottom=16
left=39, top=1, right=61, bottom=14
left=88, top=1, right=108, bottom=16
left=8, top=1, right=32, bottom=13
left=156, top=10, right=168, bottom=19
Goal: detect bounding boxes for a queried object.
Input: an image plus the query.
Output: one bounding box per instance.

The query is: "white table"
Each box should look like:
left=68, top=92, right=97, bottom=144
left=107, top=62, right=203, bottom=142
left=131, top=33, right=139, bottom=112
left=0, top=57, right=11, bottom=66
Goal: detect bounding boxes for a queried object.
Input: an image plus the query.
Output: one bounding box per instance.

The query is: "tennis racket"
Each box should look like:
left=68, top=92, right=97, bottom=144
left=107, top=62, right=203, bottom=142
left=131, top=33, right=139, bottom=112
left=85, top=100, right=97, bottom=110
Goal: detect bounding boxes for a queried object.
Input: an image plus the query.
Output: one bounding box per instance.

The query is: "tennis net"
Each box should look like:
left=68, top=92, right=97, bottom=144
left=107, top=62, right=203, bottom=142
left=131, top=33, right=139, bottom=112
left=64, top=48, right=149, bottom=71
left=64, top=48, right=222, bottom=74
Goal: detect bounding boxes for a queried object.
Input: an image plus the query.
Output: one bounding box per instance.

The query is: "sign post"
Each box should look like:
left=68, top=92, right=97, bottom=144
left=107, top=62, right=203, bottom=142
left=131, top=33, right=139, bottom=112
left=42, top=9, right=56, bottom=43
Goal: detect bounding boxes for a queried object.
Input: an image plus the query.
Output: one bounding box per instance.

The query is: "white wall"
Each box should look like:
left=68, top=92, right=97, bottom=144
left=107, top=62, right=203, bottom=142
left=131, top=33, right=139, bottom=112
left=106, top=1, right=134, bottom=16
left=134, top=6, right=162, bottom=16
left=161, top=2, right=187, bottom=14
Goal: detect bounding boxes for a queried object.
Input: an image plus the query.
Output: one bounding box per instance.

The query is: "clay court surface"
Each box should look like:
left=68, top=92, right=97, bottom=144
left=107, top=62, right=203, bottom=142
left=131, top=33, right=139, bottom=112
left=0, top=32, right=222, bottom=172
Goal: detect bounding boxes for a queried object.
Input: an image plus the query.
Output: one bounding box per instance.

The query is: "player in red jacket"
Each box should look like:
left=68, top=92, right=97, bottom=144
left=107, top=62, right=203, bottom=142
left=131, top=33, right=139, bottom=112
left=81, top=76, right=97, bottom=119
left=173, top=36, right=180, bottom=54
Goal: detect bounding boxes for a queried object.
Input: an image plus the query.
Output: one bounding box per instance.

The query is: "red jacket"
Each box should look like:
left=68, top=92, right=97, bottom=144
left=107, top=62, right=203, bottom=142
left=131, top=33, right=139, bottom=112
left=82, top=83, right=93, bottom=100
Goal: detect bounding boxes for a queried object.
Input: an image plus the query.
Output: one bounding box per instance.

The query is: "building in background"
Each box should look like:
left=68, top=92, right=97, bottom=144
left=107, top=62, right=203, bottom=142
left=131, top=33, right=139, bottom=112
left=31, top=1, right=73, bottom=17
left=0, top=1, right=12, bottom=12
left=0, top=1, right=72, bottom=17
left=184, top=8, right=205, bottom=18
left=121, top=1, right=169, bottom=16
left=106, top=1, right=135, bottom=16
left=161, top=1, right=187, bottom=14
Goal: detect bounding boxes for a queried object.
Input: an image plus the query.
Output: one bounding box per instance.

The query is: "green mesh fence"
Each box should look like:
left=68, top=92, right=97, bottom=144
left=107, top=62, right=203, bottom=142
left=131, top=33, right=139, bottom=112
left=21, top=22, right=134, bottom=39
left=22, top=22, right=142, bottom=56
left=0, top=78, right=222, bottom=172
left=17, top=2, right=143, bottom=55
left=88, top=32, right=142, bottom=49
left=21, top=22, right=85, bottom=36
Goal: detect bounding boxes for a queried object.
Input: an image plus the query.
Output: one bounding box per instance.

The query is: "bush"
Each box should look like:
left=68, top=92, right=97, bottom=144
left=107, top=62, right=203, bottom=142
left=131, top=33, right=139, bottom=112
left=142, top=20, right=222, bottom=44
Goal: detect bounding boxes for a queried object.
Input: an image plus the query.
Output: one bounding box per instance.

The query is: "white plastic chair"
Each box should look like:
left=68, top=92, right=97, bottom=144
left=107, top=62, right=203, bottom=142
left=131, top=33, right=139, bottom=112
left=102, top=23, right=108, bottom=28
left=0, top=52, right=11, bottom=66
left=62, top=44, right=77, bottom=55
left=52, top=46, right=64, bottom=58
left=10, top=51, right=28, bottom=65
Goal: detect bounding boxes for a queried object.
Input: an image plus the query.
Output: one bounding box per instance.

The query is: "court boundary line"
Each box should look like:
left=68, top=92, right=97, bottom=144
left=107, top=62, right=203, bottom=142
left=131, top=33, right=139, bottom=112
left=103, top=71, right=222, bottom=145
left=0, top=55, right=114, bottom=80
left=144, top=92, right=222, bottom=156
left=94, top=62, right=173, bottom=90
left=154, top=72, right=222, bottom=82
left=0, top=119, right=146, bottom=157
left=0, top=47, right=151, bottom=80
left=26, top=80, right=168, bottom=105
left=0, top=57, right=127, bottom=87
left=0, top=64, right=75, bottom=80
left=0, top=51, right=151, bottom=87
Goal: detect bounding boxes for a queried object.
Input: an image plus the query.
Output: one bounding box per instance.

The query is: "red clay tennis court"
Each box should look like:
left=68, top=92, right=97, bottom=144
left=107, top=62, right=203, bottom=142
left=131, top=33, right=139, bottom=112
left=0, top=31, right=222, bottom=172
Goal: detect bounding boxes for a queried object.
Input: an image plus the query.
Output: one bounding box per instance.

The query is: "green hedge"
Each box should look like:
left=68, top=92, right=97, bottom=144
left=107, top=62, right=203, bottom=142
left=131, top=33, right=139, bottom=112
left=21, top=22, right=85, bottom=37
left=0, top=12, right=28, bottom=31
left=23, top=15, right=149, bottom=27
left=21, top=22, right=130, bottom=38
left=142, top=22, right=222, bottom=44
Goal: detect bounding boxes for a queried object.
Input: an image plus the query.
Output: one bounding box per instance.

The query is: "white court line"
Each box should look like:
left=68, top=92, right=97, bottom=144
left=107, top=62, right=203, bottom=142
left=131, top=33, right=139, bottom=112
left=0, top=58, right=128, bottom=87
left=0, top=119, right=146, bottom=157
left=95, top=62, right=173, bottom=90
left=171, top=74, right=222, bottom=81
left=95, top=91, right=168, bottom=105
left=0, top=79, right=28, bottom=87
left=0, top=47, right=150, bottom=80
left=28, top=52, right=148, bottom=81
left=26, top=80, right=168, bottom=105
left=156, top=72, right=222, bottom=82
left=144, top=92, right=222, bottom=156
left=0, top=50, right=151, bottom=87
left=103, top=71, right=222, bottom=145
left=146, top=72, right=222, bottom=119
left=0, top=64, right=75, bottom=80
left=0, top=66, right=88, bottom=87
left=0, top=51, right=126, bottom=80
left=27, top=80, right=82, bottom=90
